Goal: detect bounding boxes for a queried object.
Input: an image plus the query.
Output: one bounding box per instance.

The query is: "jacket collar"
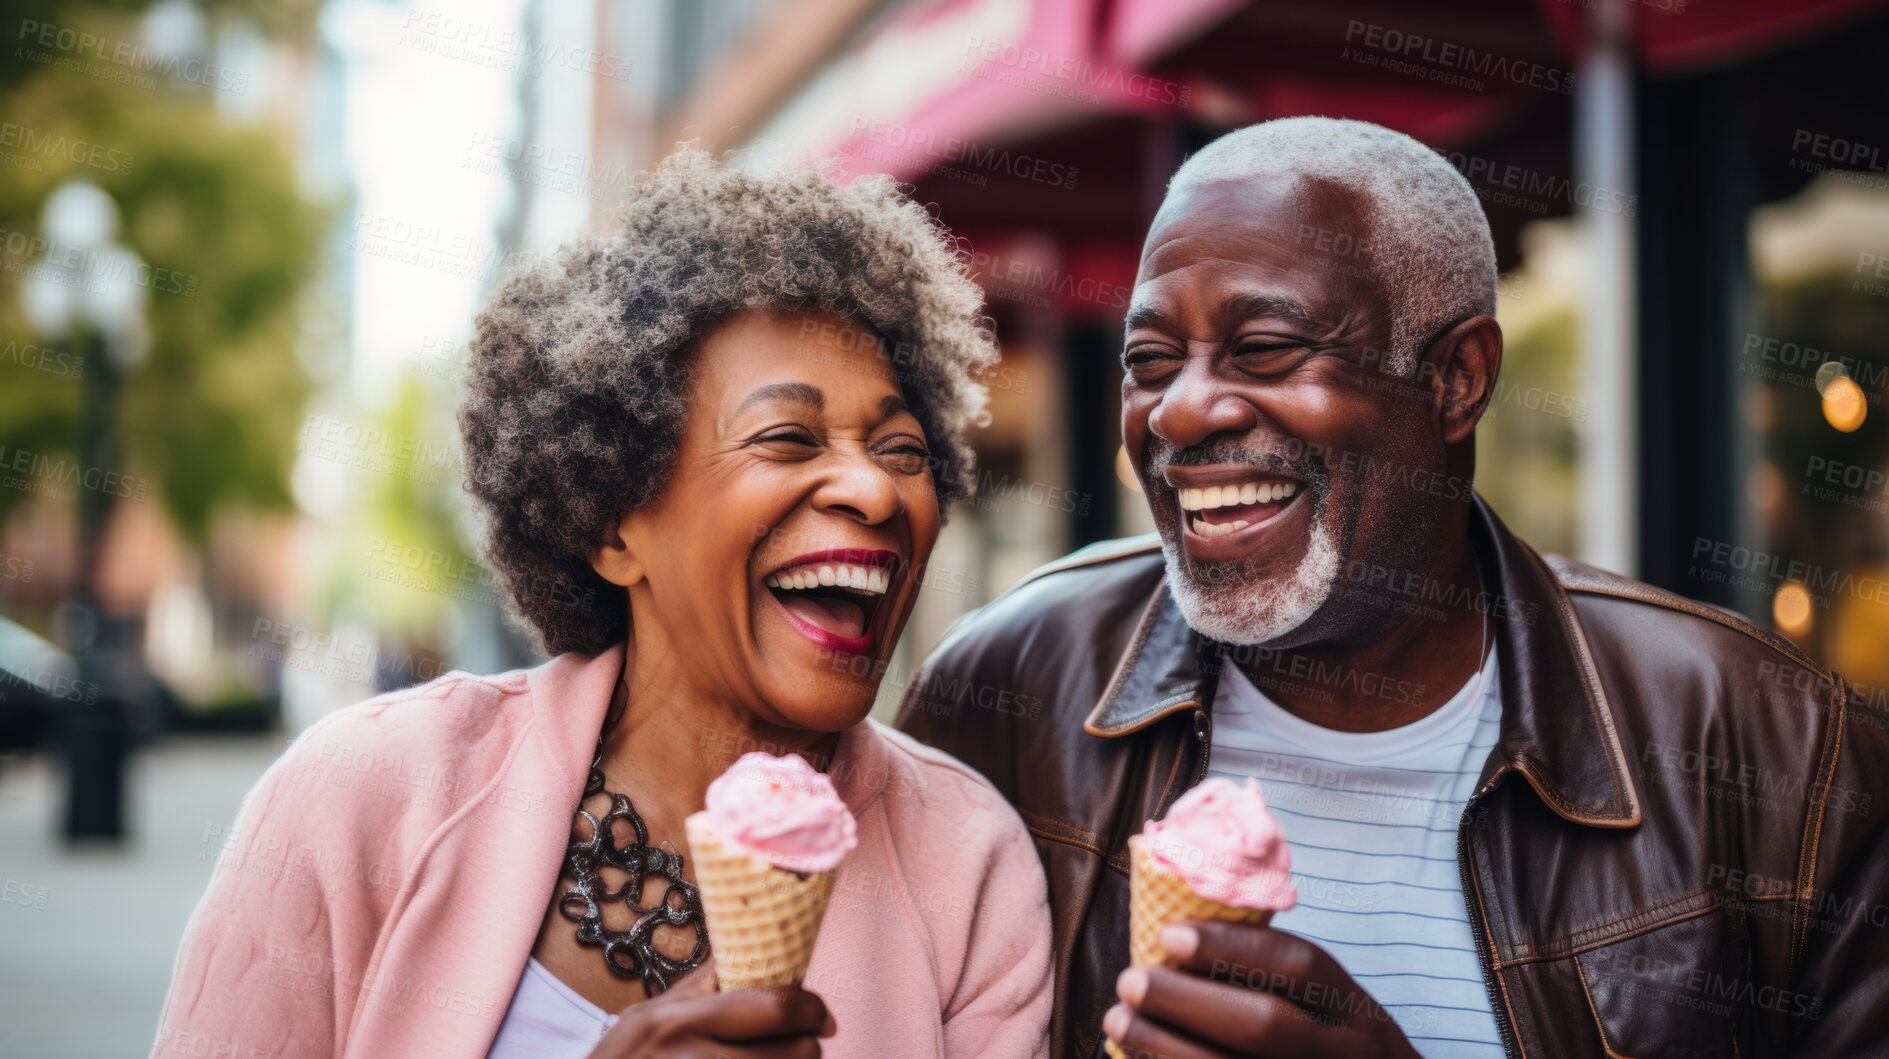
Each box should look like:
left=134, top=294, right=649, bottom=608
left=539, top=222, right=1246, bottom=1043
left=522, top=641, right=891, bottom=821
left=526, top=641, right=627, bottom=794
left=1082, top=494, right=1642, bottom=829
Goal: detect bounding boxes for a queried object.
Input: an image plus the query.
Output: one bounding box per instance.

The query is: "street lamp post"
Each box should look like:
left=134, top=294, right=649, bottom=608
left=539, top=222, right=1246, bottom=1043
left=20, top=179, right=149, bottom=842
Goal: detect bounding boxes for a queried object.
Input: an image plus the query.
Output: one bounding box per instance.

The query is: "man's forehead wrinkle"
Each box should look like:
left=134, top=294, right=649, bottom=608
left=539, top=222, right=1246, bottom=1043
left=1130, top=262, right=1336, bottom=335
left=1224, top=292, right=1332, bottom=333
left=1132, top=177, right=1394, bottom=349
left=1138, top=225, right=1294, bottom=280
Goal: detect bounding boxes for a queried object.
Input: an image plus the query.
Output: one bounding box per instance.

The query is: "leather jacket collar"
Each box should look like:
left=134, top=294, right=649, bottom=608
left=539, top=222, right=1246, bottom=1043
left=1081, top=494, right=1644, bottom=829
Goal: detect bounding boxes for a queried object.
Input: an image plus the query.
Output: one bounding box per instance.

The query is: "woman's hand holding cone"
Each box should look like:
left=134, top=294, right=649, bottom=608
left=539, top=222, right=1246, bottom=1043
left=585, top=958, right=837, bottom=1058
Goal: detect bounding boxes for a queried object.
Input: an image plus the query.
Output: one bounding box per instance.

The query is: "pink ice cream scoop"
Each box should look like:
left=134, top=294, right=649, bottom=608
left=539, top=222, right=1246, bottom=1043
left=701, top=752, right=858, bottom=874
left=1143, top=777, right=1296, bottom=910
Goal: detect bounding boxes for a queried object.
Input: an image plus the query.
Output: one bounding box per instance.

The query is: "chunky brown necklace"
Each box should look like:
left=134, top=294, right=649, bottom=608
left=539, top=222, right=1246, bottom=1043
left=555, top=684, right=708, bottom=995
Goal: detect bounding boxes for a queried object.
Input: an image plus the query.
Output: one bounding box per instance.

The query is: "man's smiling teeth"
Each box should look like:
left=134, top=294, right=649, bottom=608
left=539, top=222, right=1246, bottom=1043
left=1179, top=481, right=1297, bottom=511
left=764, top=564, right=890, bottom=595
left=1180, top=480, right=1299, bottom=538
left=1192, top=517, right=1248, bottom=538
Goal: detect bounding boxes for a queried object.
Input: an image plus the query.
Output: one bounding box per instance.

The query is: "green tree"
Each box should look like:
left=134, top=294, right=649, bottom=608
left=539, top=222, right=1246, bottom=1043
left=0, top=7, right=325, bottom=544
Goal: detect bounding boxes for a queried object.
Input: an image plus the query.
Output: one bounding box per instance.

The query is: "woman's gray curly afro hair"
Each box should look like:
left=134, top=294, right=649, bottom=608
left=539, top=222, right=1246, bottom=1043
left=459, top=148, right=997, bottom=656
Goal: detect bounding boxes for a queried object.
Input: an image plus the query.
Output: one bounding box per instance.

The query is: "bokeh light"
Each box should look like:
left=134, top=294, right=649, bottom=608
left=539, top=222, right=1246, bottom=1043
left=1773, top=580, right=1815, bottom=639
left=1822, top=375, right=1868, bottom=432
left=1115, top=445, right=1142, bottom=493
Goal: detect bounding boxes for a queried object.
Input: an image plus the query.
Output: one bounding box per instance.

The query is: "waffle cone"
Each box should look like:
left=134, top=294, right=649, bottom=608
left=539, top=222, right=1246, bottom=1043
left=1105, top=834, right=1275, bottom=1059
left=685, top=813, right=836, bottom=990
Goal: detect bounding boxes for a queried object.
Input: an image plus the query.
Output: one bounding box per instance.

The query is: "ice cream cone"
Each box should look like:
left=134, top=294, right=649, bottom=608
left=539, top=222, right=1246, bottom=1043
left=686, top=813, right=837, bottom=989
left=1103, top=773, right=1292, bottom=1057
left=1124, top=832, right=1275, bottom=968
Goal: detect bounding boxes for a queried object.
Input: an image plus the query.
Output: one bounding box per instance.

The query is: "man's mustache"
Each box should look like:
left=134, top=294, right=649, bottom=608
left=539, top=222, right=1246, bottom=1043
left=1144, top=439, right=1325, bottom=486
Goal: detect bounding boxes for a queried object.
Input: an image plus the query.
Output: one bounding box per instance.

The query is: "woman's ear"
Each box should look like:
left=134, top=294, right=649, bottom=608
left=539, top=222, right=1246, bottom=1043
left=589, top=510, right=649, bottom=588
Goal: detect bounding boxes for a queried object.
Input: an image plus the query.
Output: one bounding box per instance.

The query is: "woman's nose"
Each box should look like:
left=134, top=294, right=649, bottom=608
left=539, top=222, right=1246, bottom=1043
left=1146, top=356, right=1259, bottom=450
left=813, top=449, right=904, bottom=525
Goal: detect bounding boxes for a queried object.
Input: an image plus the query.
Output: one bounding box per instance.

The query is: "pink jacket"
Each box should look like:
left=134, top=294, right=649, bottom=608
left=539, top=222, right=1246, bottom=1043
left=152, top=645, right=1052, bottom=1058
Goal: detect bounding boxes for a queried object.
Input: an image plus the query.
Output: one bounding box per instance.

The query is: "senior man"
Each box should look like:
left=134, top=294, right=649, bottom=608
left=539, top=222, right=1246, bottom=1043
left=896, top=117, right=1888, bottom=1057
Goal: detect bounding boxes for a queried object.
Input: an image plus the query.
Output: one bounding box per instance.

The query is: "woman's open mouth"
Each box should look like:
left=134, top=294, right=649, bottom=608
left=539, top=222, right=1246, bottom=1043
left=762, top=549, right=899, bottom=655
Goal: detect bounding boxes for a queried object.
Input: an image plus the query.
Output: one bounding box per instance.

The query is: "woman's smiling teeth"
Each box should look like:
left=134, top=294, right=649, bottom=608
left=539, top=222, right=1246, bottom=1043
left=765, top=558, right=894, bottom=647
left=1180, top=479, right=1299, bottom=538
left=764, top=563, right=890, bottom=594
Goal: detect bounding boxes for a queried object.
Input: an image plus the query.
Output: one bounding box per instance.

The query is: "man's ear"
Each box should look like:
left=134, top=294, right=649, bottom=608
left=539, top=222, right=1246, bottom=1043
left=1424, top=315, right=1503, bottom=445
left=589, top=510, right=648, bottom=588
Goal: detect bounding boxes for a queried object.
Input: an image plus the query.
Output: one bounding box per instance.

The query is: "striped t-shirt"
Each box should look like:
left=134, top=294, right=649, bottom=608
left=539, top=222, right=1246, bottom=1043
left=1207, top=645, right=1505, bottom=1057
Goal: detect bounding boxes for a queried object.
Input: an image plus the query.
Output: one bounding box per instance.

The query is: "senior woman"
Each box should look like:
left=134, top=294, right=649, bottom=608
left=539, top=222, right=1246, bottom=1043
left=152, top=150, right=1052, bottom=1058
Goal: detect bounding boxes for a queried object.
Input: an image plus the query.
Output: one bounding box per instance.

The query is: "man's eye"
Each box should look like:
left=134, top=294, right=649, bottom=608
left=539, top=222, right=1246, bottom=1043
left=1235, top=340, right=1302, bottom=357
left=1232, top=342, right=1311, bottom=375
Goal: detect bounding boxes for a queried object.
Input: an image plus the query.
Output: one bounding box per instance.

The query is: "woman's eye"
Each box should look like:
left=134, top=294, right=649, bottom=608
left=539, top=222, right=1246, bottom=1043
left=754, top=430, right=819, bottom=451
left=877, top=444, right=932, bottom=475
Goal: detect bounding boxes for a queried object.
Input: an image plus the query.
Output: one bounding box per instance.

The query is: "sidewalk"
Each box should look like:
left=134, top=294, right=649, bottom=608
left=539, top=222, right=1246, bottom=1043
left=0, top=735, right=284, bottom=1059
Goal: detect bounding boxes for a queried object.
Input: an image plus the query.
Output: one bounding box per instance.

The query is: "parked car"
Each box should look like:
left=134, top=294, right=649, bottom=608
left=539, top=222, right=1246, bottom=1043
left=0, top=615, right=79, bottom=752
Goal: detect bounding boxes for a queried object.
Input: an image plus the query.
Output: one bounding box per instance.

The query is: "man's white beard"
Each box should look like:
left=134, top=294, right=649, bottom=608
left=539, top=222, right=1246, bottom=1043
left=1161, top=509, right=1342, bottom=646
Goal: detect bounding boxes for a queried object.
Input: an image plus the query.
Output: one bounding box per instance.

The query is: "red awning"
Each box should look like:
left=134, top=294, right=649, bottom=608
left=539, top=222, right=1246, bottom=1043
left=1102, top=0, right=1248, bottom=66
left=798, top=0, right=1889, bottom=313
left=828, top=0, right=1232, bottom=185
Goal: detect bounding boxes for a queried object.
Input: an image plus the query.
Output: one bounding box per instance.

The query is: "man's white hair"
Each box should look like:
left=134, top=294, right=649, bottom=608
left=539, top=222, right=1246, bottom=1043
left=1168, top=116, right=1497, bottom=374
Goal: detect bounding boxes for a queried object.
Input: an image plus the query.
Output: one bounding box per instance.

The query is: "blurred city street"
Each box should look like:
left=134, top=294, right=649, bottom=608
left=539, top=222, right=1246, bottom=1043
left=3, top=0, right=1889, bottom=1054
left=0, top=737, right=280, bottom=1058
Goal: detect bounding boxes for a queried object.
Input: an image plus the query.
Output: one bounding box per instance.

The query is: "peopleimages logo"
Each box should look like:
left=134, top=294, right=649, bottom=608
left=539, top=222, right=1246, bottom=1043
left=0, top=122, right=133, bottom=174
left=398, top=8, right=631, bottom=80
left=1342, top=20, right=1574, bottom=95
left=15, top=18, right=250, bottom=92
left=0, top=339, right=84, bottom=379
left=848, top=118, right=1079, bottom=190
left=966, top=248, right=1130, bottom=311
left=960, top=35, right=1192, bottom=107
left=1443, top=151, right=1636, bottom=217
left=1792, top=129, right=1889, bottom=172
left=0, top=444, right=149, bottom=500
left=1741, top=333, right=1887, bottom=401
left=0, top=227, right=196, bottom=296
left=1688, top=537, right=1889, bottom=607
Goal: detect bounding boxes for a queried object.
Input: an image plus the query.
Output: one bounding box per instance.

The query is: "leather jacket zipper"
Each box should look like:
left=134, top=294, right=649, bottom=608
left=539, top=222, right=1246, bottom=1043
left=1192, top=706, right=1212, bottom=786
left=1458, top=781, right=1519, bottom=1057
left=1142, top=709, right=1213, bottom=859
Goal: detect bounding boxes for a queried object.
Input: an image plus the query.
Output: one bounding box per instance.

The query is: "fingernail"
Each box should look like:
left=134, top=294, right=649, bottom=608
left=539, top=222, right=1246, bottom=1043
left=1116, top=967, right=1148, bottom=1006
left=1159, top=924, right=1198, bottom=961
left=822, top=1011, right=837, bottom=1038
left=1102, top=1003, right=1129, bottom=1041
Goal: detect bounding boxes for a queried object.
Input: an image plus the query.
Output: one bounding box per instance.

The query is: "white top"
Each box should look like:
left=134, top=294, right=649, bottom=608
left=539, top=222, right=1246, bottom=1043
left=1208, top=646, right=1505, bottom=1057
left=487, top=957, right=618, bottom=1058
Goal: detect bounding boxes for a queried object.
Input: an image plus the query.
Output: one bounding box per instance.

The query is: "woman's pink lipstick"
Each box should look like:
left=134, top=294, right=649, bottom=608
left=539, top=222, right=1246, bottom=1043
left=773, top=601, right=875, bottom=655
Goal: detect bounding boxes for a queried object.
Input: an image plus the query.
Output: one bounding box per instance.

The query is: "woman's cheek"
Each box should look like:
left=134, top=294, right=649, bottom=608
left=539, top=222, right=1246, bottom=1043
left=906, top=484, right=943, bottom=547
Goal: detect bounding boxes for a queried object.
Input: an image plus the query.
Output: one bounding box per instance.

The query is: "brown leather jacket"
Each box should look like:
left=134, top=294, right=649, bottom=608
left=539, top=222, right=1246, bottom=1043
left=895, top=497, right=1889, bottom=1058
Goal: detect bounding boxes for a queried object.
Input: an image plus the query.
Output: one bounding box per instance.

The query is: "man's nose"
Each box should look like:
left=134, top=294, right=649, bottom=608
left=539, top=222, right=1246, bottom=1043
left=1147, top=357, right=1258, bottom=449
